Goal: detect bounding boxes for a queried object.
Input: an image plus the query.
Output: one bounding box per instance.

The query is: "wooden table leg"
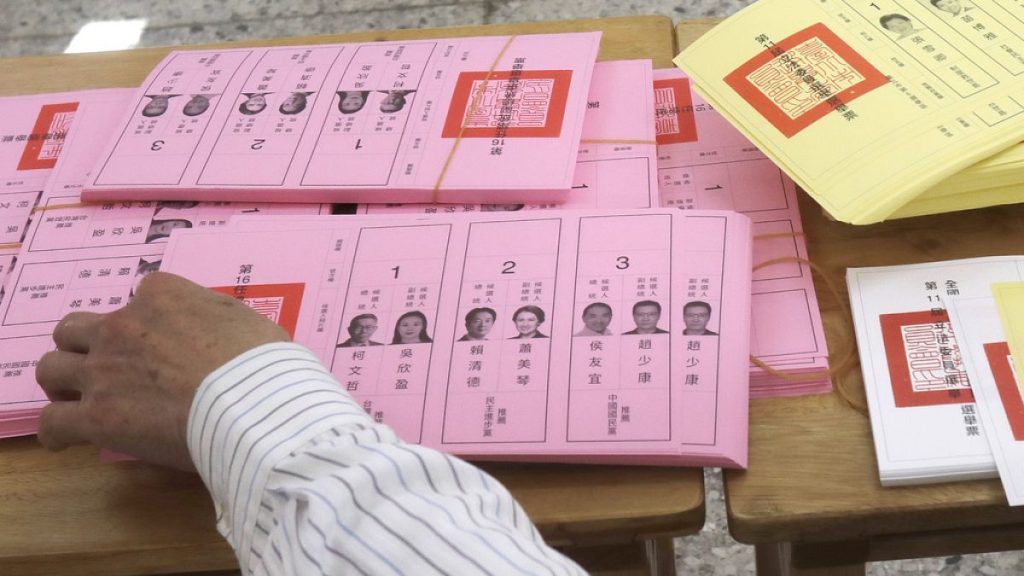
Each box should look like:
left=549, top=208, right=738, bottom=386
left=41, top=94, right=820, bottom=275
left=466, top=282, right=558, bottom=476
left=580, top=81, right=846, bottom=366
left=559, top=537, right=678, bottom=576
left=756, top=542, right=866, bottom=576
left=644, top=536, right=677, bottom=576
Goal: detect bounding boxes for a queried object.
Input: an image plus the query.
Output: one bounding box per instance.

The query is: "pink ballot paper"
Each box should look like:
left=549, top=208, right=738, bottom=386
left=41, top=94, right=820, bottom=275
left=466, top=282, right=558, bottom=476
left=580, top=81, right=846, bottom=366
left=82, top=33, right=602, bottom=206
left=0, top=89, right=128, bottom=251
left=0, top=89, right=328, bottom=438
left=360, top=59, right=659, bottom=214
left=654, top=68, right=830, bottom=398
left=160, top=209, right=753, bottom=467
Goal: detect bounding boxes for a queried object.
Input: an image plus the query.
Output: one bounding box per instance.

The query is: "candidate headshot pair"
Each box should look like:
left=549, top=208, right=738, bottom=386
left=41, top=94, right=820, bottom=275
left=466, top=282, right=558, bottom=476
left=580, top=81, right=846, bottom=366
left=575, top=300, right=669, bottom=336
left=237, top=92, right=314, bottom=115
left=142, top=94, right=213, bottom=118
left=338, top=311, right=433, bottom=347
left=336, top=90, right=417, bottom=114
left=878, top=1, right=969, bottom=40
left=574, top=300, right=717, bottom=336
left=457, top=306, right=548, bottom=341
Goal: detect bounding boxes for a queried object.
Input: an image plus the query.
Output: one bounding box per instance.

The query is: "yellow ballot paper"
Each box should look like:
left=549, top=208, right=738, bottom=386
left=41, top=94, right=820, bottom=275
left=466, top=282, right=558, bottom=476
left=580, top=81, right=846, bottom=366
left=893, top=142, right=1024, bottom=218
left=889, top=180, right=1024, bottom=219
left=993, top=282, right=1024, bottom=387
left=926, top=144, right=1024, bottom=198
left=675, top=0, right=1024, bottom=224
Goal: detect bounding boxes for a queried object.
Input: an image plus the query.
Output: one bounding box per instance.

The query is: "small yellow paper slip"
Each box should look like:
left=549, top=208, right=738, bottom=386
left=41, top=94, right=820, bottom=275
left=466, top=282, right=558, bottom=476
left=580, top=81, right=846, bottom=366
left=993, top=282, right=1024, bottom=387
left=675, top=0, right=1024, bottom=224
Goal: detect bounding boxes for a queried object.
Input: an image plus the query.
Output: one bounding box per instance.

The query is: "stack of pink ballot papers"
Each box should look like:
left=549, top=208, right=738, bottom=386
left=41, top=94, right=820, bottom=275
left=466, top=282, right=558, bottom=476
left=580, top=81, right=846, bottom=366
left=80, top=33, right=601, bottom=206
left=0, top=88, right=328, bottom=438
left=653, top=68, right=831, bottom=397
left=159, top=208, right=753, bottom=467
left=0, top=90, right=96, bottom=432
left=0, top=89, right=132, bottom=302
left=0, top=91, right=83, bottom=253
left=360, top=59, right=659, bottom=214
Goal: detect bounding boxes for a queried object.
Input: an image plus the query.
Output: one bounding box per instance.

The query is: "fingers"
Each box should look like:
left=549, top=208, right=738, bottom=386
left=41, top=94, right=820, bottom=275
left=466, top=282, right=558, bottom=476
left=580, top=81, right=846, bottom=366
left=40, top=315, right=101, bottom=452
left=130, top=270, right=164, bottom=300
left=132, top=270, right=188, bottom=301
left=37, top=401, right=89, bottom=452
left=36, top=350, right=88, bottom=402
left=52, top=312, right=103, bottom=353
left=36, top=351, right=89, bottom=451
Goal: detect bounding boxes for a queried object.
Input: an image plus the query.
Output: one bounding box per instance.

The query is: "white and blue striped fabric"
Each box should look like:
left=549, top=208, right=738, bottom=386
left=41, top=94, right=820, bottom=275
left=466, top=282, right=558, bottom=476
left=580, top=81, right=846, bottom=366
left=188, top=342, right=585, bottom=575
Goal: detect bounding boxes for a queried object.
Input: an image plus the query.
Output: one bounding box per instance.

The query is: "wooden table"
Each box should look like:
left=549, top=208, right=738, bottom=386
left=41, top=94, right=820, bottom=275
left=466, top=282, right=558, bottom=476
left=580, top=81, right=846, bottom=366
left=0, top=16, right=705, bottom=576
left=677, top=19, right=1024, bottom=576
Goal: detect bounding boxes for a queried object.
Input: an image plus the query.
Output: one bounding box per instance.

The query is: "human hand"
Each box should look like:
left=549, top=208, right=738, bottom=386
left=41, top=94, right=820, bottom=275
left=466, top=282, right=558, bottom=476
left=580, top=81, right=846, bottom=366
left=35, top=272, right=290, bottom=470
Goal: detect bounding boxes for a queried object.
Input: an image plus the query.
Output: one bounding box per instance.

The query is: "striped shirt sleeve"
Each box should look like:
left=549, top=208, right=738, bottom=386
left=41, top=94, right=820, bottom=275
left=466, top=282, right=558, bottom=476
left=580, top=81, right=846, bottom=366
left=187, top=342, right=585, bottom=575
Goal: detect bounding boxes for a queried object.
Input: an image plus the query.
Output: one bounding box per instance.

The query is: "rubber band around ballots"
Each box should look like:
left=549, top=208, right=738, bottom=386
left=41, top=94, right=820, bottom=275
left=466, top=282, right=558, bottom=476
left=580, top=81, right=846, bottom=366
left=0, top=201, right=127, bottom=250
left=432, top=35, right=518, bottom=203
left=32, top=202, right=96, bottom=212
left=0, top=202, right=96, bottom=250
left=1, top=204, right=102, bottom=250
left=579, top=139, right=658, bottom=145
left=749, top=234, right=866, bottom=416
left=752, top=230, right=805, bottom=241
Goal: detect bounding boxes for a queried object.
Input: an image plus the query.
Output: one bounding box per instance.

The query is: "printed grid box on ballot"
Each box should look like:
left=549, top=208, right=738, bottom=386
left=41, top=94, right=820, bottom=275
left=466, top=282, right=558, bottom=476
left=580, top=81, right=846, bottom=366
left=82, top=33, right=602, bottom=206
left=159, top=209, right=754, bottom=468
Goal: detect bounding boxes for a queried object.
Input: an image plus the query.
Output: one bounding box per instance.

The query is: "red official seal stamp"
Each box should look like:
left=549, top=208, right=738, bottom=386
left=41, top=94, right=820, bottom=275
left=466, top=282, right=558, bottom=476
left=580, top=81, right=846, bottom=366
left=725, top=23, right=887, bottom=137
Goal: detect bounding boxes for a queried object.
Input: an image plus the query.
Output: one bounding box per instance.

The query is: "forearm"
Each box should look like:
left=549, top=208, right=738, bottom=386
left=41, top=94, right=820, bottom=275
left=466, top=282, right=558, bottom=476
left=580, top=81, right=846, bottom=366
left=188, top=342, right=583, bottom=575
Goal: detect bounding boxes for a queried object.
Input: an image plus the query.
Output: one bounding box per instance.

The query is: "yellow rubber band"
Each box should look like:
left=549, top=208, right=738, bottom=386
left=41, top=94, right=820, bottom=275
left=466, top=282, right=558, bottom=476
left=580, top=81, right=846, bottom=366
left=749, top=246, right=865, bottom=415
left=432, top=35, right=518, bottom=203
left=579, top=138, right=658, bottom=145
left=32, top=202, right=97, bottom=212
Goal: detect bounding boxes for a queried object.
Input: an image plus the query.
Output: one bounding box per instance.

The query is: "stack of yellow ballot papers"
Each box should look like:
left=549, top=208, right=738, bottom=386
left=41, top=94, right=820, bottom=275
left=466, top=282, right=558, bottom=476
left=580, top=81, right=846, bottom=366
left=675, top=0, right=1024, bottom=224
left=895, top=143, right=1024, bottom=219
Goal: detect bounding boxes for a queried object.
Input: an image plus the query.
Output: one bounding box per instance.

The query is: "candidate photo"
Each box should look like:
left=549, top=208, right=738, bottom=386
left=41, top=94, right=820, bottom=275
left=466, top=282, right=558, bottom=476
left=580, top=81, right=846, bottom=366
left=622, top=300, right=668, bottom=335
left=458, top=307, right=496, bottom=341
left=575, top=302, right=613, bottom=337
left=683, top=300, right=718, bottom=336
left=338, top=313, right=383, bottom=347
